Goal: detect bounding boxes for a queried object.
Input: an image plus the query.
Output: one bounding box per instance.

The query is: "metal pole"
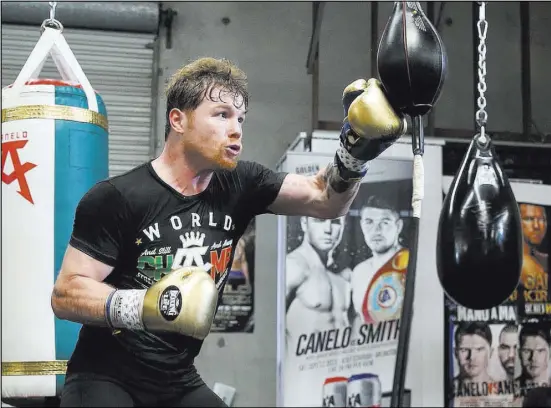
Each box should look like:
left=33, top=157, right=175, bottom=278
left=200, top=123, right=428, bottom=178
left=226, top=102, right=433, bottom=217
left=520, top=2, right=531, bottom=138
left=306, top=1, right=325, bottom=151
left=426, top=2, right=436, bottom=136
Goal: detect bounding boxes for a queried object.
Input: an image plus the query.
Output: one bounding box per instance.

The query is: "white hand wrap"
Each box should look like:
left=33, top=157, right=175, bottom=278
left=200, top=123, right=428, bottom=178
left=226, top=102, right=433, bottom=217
left=337, top=145, right=369, bottom=173
left=106, top=289, right=146, bottom=331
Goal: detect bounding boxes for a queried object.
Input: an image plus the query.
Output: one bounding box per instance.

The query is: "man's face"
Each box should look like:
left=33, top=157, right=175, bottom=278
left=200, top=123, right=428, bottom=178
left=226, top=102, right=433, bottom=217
left=302, top=217, right=343, bottom=252
left=359, top=207, right=402, bottom=255
left=520, top=204, right=547, bottom=247
left=520, top=335, right=549, bottom=379
left=498, top=331, right=518, bottom=376
left=171, top=86, right=247, bottom=171
left=455, top=334, right=491, bottom=379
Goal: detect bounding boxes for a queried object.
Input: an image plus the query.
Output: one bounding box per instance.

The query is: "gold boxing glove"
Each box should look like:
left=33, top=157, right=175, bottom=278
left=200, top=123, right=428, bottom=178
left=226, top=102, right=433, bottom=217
left=340, top=78, right=407, bottom=163
left=106, top=266, right=218, bottom=340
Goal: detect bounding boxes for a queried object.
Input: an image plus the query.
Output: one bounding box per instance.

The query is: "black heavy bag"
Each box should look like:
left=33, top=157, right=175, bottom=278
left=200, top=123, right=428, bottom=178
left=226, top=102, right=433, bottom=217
left=377, top=1, right=447, bottom=118
left=437, top=137, right=523, bottom=310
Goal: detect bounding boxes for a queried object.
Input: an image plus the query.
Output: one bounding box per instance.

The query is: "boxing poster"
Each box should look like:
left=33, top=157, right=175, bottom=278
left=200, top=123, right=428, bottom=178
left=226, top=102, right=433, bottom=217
left=514, top=200, right=550, bottom=321
left=443, top=173, right=551, bottom=407
left=211, top=219, right=255, bottom=333
left=279, top=152, right=413, bottom=407
left=445, top=303, right=551, bottom=407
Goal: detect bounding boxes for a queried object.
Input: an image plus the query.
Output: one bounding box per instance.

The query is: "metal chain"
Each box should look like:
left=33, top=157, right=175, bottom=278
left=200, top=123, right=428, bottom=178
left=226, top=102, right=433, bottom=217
left=475, top=2, right=488, bottom=143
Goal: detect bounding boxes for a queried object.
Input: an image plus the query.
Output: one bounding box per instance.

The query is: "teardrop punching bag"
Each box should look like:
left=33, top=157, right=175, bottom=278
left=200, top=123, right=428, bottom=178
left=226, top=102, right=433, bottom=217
left=436, top=2, right=522, bottom=310
left=376, top=2, right=447, bottom=407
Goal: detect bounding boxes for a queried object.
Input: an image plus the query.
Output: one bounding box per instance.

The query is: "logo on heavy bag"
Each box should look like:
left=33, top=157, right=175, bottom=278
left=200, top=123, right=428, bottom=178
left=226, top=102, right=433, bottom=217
left=2, top=138, right=37, bottom=204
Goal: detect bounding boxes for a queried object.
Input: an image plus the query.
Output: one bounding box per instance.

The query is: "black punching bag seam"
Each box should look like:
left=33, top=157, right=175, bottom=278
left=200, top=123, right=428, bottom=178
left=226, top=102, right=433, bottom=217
left=401, top=2, right=414, bottom=109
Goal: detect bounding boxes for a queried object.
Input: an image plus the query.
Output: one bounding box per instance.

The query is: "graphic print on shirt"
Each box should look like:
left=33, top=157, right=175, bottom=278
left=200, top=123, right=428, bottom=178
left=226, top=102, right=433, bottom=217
left=134, top=211, right=237, bottom=291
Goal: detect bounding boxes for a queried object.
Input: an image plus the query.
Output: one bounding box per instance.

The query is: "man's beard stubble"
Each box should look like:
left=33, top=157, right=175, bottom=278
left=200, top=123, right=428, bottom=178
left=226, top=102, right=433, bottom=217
left=184, top=136, right=239, bottom=171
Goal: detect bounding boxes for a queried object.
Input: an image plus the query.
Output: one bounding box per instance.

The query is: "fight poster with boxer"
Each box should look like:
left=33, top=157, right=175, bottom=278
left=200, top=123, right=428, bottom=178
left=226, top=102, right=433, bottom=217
left=280, top=152, right=414, bottom=407
left=443, top=163, right=551, bottom=407
left=514, top=200, right=550, bottom=322
left=445, top=302, right=551, bottom=407
left=211, top=219, right=256, bottom=333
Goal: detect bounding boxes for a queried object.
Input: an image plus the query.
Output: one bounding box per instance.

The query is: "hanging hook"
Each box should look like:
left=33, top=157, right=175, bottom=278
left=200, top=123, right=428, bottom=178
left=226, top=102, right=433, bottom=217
left=41, top=1, right=64, bottom=32
left=49, top=2, right=57, bottom=20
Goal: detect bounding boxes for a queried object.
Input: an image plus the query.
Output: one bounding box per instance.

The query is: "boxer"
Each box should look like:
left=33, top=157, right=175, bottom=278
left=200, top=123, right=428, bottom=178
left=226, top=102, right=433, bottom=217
left=51, top=57, right=406, bottom=407
left=351, top=196, right=408, bottom=325
left=516, top=323, right=551, bottom=390
left=285, top=216, right=350, bottom=349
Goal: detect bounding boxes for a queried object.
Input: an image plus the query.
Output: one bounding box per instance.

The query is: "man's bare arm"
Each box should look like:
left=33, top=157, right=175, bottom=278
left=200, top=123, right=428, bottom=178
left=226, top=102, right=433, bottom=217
left=268, top=164, right=360, bottom=219
left=51, top=245, right=116, bottom=326
left=285, top=256, right=308, bottom=311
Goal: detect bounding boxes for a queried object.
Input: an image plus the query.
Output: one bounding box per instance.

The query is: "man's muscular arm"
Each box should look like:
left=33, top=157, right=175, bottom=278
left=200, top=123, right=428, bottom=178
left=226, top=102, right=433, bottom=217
left=51, top=245, right=115, bottom=326
left=268, top=166, right=360, bottom=219
left=268, top=78, right=405, bottom=219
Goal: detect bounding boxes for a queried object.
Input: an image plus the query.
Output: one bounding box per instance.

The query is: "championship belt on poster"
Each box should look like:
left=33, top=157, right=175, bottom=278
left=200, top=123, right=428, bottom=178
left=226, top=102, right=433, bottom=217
left=363, top=249, right=410, bottom=323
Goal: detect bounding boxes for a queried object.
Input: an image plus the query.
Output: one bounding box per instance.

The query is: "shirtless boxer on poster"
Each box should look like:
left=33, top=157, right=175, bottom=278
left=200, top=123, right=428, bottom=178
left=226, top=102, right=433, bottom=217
left=50, top=58, right=406, bottom=406
left=285, top=216, right=351, bottom=346
left=351, top=196, right=409, bottom=326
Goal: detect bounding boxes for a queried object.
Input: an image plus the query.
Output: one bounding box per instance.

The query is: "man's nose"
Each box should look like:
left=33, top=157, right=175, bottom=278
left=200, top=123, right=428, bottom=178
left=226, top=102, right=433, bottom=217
left=323, top=221, right=333, bottom=233
left=228, top=119, right=242, bottom=140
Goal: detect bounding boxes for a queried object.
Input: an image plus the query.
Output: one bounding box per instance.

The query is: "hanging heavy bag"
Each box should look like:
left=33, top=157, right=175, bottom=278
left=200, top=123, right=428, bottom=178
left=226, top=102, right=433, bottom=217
left=1, top=23, right=108, bottom=399
left=436, top=137, right=523, bottom=310
left=436, top=2, right=522, bottom=311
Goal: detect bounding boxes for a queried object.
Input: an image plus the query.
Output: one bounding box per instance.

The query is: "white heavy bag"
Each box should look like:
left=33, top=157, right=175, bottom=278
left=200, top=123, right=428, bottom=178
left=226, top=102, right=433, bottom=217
left=1, top=26, right=109, bottom=399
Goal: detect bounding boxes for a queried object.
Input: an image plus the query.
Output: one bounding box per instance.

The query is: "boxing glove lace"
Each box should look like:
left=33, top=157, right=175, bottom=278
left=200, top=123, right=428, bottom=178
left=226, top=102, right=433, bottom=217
left=105, top=266, right=218, bottom=340
left=333, top=78, right=407, bottom=186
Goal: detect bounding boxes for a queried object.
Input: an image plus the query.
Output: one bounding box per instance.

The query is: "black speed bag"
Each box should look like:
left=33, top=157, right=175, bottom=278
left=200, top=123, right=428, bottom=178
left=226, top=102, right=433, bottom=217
left=436, top=138, right=523, bottom=310
left=377, top=1, right=448, bottom=117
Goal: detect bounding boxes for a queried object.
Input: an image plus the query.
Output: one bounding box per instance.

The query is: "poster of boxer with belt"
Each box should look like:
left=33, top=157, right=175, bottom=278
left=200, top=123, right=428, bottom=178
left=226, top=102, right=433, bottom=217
left=280, top=151, right=414, bottom=407
left=211, top=219, right=256, bottom=332
left=443, top=174, right=551, bottom=407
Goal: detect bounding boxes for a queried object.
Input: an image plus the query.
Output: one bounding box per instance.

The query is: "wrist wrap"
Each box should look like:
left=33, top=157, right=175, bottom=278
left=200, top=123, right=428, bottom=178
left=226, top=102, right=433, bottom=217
left=105, top=289, right=146, bottom=331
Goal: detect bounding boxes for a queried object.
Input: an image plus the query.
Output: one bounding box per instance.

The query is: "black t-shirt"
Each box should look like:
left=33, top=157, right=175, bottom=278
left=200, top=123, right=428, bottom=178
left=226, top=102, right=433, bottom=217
left=67, top=160, right=286, bottom=390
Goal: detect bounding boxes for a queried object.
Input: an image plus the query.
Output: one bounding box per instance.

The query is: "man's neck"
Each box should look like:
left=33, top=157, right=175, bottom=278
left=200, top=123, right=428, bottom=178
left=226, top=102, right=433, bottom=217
left=152, top=143, right=214, bottom=196
left=372, top=244, right=402, bottom=263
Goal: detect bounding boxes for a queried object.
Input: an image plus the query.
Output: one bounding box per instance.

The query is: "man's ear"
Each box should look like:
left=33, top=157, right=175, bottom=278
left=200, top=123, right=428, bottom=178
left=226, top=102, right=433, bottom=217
left=169, top=108, right=187, bottom=134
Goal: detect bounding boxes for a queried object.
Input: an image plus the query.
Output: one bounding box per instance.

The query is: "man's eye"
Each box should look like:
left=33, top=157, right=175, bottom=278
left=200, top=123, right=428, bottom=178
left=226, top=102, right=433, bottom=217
left=218, top=112, right=227, bottom=118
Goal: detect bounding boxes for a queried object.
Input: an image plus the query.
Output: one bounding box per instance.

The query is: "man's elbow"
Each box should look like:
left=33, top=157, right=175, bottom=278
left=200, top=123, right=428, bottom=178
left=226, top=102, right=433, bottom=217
left=51, top=278, right=70, bottom=319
